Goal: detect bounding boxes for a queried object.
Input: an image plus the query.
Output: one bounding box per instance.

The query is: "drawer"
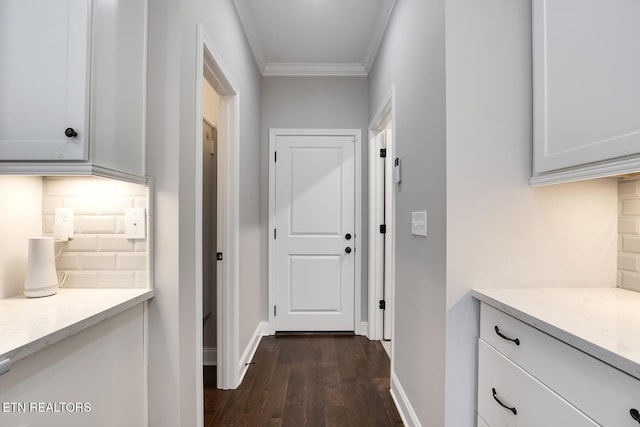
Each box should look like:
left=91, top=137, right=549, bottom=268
left=478, top=339, right=597, bottom=427
left=481, top=303, right=640, bottom=426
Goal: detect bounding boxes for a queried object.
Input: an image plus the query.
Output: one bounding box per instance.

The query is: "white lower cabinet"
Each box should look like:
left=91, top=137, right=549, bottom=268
left=478, top=415, right=490, bottom=427
left=0, top=305, right=146, bottom=427
left=478, top=340, right=597, bottom=426
left=478, top=303, right=640, bottom=426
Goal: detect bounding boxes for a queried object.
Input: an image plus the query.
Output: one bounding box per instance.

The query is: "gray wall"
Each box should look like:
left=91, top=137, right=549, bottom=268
left=260, top=76, right=370, bottom=321
left=146, top=0, right=263, bottom=425
left=368, top=0, right=448, bottom=424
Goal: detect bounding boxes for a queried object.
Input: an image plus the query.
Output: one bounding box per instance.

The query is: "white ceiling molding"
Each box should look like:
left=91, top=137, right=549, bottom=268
left=363, top=0, right=396, bottom=73
left=233, top=0, right=267, bottom=73
left=262, top=63, right=367, bottom=77
left=232, top=0, right=395, bottom=77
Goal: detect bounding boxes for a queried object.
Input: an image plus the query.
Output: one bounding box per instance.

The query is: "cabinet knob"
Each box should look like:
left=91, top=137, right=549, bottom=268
left=345, top=233, right=352, bottom=240
left=65, top=128, right=78, bottom=138
left=631, top=408, right=640, bottom=423
left=345, top=247, right=352, bottom=254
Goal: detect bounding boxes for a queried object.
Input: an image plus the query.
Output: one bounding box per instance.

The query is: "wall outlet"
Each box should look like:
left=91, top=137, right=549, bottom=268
left=125, top=208, right=146, bottom=239
left=54, top=207, right=75, bottom=239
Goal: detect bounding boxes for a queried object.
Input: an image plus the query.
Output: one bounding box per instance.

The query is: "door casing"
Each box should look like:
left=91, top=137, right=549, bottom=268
left=267, top=128, right=363, bottom=335
left=195, top=24, right=241, bottom=398
left=368, top=87, right=396, bottom=344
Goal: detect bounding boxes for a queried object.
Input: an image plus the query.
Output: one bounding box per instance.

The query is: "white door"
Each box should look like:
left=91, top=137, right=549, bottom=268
left=273, top=133, right=355, bottom=331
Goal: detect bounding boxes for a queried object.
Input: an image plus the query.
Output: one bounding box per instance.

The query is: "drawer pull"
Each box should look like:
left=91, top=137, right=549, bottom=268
left=494, top=325, right=520, bottom=345
left=492, top=388, right=517, bottom=415
left=631, top=408, right=640, bottom=423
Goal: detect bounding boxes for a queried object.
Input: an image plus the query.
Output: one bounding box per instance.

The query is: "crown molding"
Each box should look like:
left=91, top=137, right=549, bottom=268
left=363, top=0, right=396, bottom=73
left=232, top=0, right=266, bottom=73
left=262, top=63, right=367, bottom=77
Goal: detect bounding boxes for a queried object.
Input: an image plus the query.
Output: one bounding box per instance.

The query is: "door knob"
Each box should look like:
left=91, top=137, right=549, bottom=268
left=65, top=128, right=78, bottom=138
left=345, top=233, right=352, bottom=240
left=345, top=247, right=352, bottom=254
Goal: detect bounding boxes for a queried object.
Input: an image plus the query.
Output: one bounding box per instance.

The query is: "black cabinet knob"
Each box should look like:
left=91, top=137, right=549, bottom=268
left=345, top=247, right=352, bottom=254
left=65, top=128, right=78, bottom=138
left=631, top=408, right=640, bottom=423
left=345, top=233, right=352, bottom=240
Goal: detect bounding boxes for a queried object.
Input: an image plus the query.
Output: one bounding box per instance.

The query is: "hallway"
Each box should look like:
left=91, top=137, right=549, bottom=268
left=204, top=335, right=403, bottom=426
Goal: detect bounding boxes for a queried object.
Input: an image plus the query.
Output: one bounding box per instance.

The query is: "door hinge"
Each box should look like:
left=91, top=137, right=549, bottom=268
left=274, top=151, right=277, bottom=162
left=379, top=224, right=386, bottom=234
left=274, top=228, right=277, bottom=239
left=274, top=305, right=277, bottom=317
left=379, top=300, right=386, bottom=310
left=216, top=252, right=223, bottom=261
left=380, top=148, right=387, bottom=158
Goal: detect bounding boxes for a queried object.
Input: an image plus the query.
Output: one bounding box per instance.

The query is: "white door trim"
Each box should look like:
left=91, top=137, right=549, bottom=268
left=267, top=128, right=363, bottom=335
left=368, top=87, right=396, bottom=342
left=195, top=25, right=241, bottom=397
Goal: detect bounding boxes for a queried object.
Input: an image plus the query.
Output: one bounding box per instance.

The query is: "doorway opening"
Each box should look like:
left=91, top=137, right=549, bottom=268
left=195, top=25, right=241, bottom=425
left=368, top=88, right=396, bottom=360
left=202, top=80, right=219, bottom=368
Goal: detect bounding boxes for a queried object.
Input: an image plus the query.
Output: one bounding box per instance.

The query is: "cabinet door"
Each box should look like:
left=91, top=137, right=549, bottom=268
left=533, top=0, right=640, bottom=174
left=0, top=0, right=90, bottom=161
left=478, top=340, right=597, bottom=427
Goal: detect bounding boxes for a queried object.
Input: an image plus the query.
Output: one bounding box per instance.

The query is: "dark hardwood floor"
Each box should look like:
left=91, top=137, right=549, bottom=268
left=204, top=335, right=403, bottom=426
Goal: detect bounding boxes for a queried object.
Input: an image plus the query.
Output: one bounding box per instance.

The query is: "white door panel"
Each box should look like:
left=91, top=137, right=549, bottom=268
left=274, top=134, right=355, bottom=331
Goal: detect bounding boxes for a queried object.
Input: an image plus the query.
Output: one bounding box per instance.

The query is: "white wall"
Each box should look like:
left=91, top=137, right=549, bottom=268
left=368, top=0, right=448, bottom=424
left=444, top=0, right=618, bottom=425
left=146, top=0, right=262, bottom=425
left=0, top=176, right=42, bottom=298
left=146, top=0, right=182, bottom=424
left=260, top=76, right=370, bottom=321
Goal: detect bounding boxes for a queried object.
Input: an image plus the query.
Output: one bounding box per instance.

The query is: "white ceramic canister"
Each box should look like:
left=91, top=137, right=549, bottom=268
left=24, top=237, right=59, bottom=298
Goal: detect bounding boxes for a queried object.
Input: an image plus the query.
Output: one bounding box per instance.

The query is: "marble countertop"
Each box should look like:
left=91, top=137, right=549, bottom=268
left=0, top=288, right=154, bottom=366
left=472, top=287, right=640, bottom=380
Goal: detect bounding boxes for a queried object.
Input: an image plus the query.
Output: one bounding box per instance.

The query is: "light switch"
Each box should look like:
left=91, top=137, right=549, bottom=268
left=125, top=208, right=146, bottom=239
left=411, top=211, right=427, bottom=237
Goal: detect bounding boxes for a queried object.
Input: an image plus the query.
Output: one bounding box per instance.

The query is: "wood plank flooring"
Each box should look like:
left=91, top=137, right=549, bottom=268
left=204, top=335, right=403, bottom=426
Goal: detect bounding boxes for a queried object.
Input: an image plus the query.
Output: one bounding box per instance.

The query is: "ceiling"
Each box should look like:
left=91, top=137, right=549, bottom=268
left=233, top=0, right=396, bottom=76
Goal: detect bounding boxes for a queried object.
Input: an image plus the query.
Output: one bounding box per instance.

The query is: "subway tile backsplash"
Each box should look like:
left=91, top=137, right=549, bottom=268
left=43, top=177, right=148, bottom=289
left=618, top=177, right=640, bottom=291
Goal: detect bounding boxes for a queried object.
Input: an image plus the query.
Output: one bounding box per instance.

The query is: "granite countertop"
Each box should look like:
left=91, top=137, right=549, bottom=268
left=472, top=287, right=640, bottom=380
left=0, top=288, right=154, bottom=367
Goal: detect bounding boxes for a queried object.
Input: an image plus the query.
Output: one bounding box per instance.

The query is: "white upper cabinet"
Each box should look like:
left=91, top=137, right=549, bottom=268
left=0, top=0, right=147, bottom=183
left=531, top=0, right=640, bottom=185
left=0, top=0, right=90, bottom=161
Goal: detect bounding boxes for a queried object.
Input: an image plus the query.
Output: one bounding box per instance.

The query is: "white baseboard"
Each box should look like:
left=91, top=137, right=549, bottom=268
left=203, top=347, right=217, bottom=366
left=360, top=321, right=368, bottom=337
left=238, top=321, right=268, bottom=384
left=390, top=372, right=422, bottom=427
